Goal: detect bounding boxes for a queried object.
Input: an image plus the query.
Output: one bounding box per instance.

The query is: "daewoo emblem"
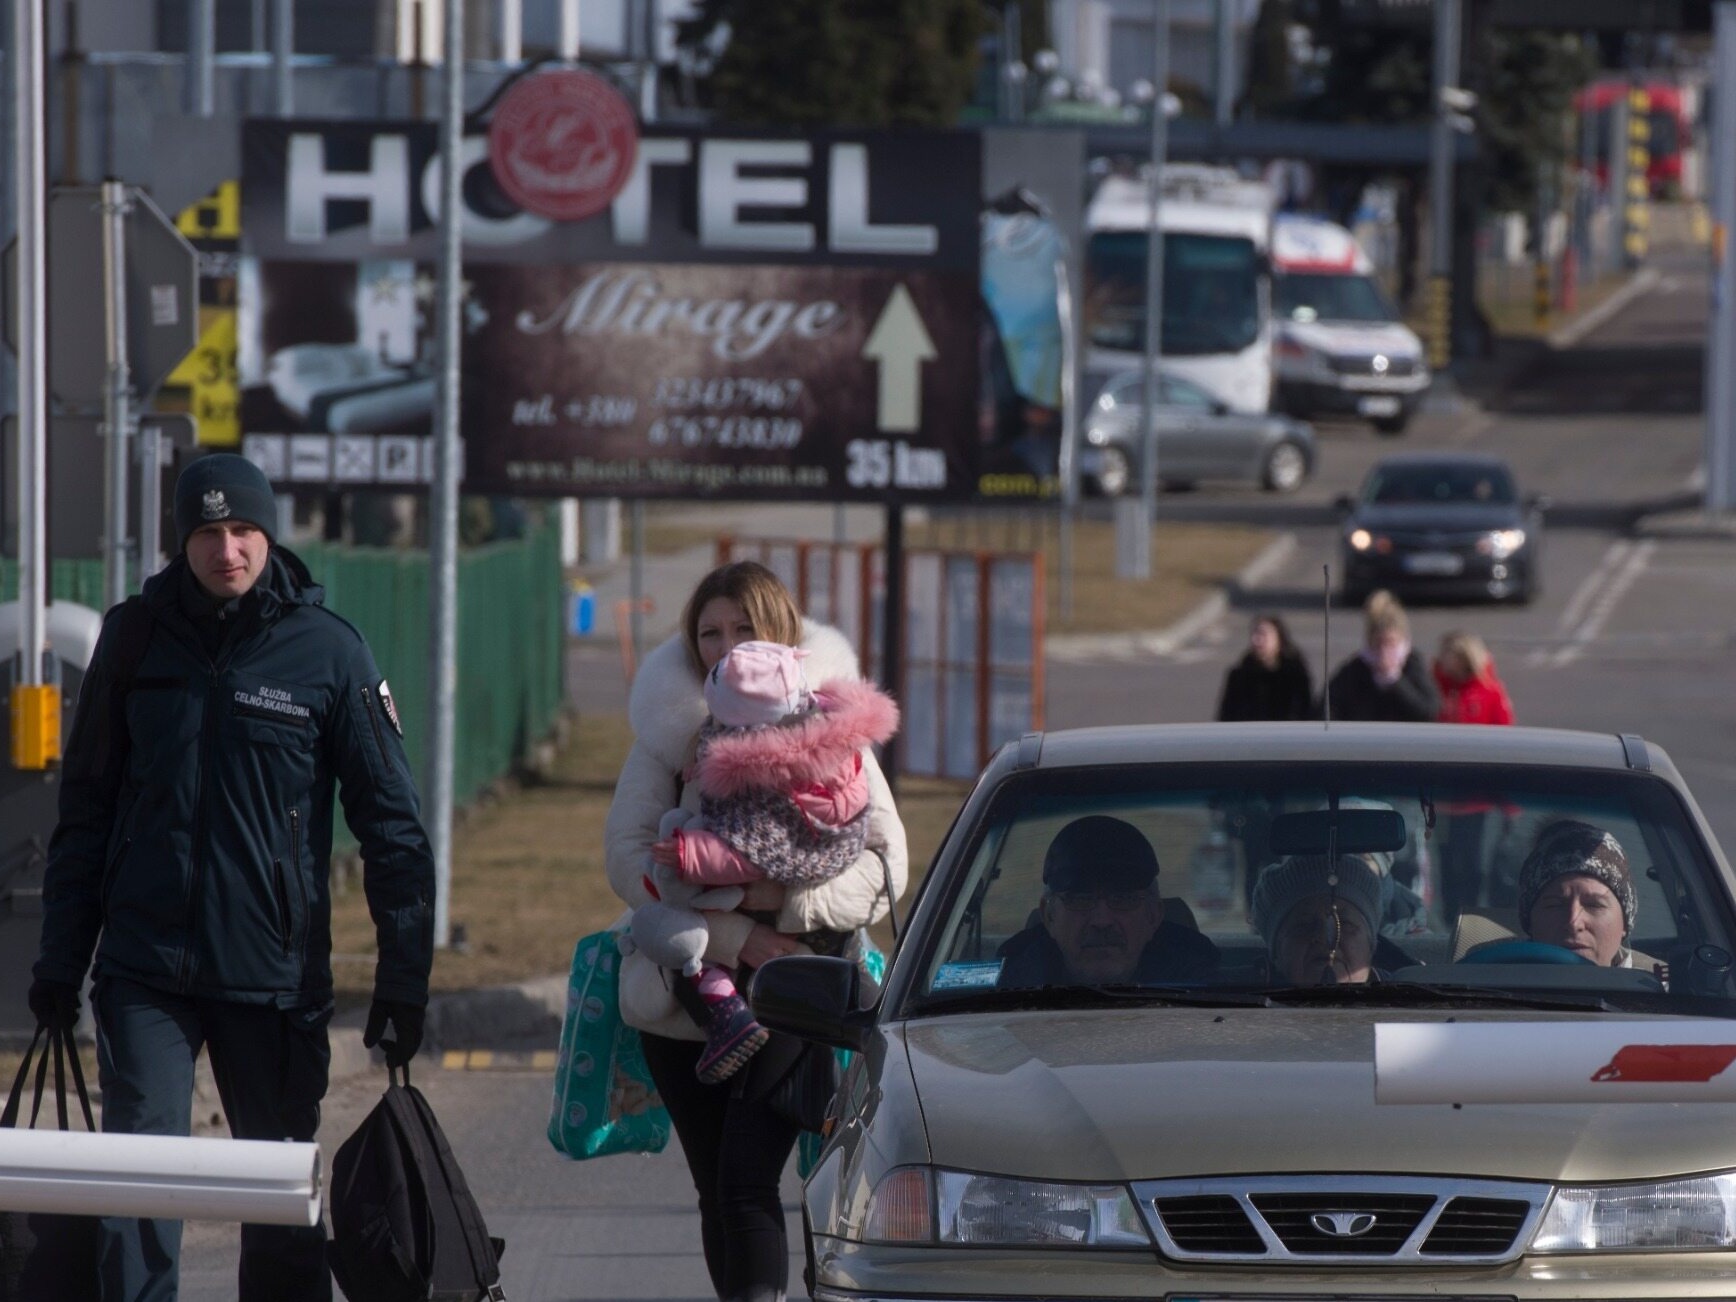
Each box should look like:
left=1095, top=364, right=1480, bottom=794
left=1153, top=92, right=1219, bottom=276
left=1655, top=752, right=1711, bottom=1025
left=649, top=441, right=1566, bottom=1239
left=1311, top=1211, right=1378, bottom=1238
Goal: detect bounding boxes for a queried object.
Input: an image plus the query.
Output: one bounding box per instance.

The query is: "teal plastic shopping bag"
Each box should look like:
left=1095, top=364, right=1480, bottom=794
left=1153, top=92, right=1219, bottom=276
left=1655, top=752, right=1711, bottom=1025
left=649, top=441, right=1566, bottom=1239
left=547, top=929, right=672, bottom=1159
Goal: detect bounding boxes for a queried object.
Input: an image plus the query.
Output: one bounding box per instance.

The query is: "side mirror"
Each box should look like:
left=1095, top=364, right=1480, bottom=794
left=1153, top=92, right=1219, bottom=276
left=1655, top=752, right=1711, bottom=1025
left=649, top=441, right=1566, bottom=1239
left=748, top=955, right=871, bottom=1052
left=1333, top=493, right=1355, bottom=516
left=1527, top=492, right=1552, bottom=514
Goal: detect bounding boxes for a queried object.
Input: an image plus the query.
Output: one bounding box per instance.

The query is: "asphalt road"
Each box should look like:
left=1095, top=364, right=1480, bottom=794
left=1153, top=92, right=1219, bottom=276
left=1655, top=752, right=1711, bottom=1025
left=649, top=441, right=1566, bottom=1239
left=101, top=252, right=1736, bottom=1300
left=1052, top=250, right=1736, bottom=851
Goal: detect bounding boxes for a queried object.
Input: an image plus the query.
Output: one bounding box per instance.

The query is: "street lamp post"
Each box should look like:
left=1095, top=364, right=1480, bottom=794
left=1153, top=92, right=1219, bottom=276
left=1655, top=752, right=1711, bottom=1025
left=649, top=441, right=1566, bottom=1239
left=1115, top=0, right=1171, bottom=582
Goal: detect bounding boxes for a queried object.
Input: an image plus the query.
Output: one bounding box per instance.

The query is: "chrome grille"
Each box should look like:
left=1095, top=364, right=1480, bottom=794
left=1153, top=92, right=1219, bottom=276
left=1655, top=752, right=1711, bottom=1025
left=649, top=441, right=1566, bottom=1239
left=1251, top=1192, right=1433, bottom=1255
left=1135, top=1175, right=1549, bottom=1265
left=1150, top=1195, right=1264, bottom=1254
left=1330, top=353, right=1422, bottom=378
left=1421, top=1196, right=1534, bottom=1255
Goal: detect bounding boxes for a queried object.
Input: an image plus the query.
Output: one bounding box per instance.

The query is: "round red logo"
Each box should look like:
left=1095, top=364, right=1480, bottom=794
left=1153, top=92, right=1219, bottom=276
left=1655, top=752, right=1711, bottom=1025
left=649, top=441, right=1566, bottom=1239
left=488, top=69, right=639, bottom=223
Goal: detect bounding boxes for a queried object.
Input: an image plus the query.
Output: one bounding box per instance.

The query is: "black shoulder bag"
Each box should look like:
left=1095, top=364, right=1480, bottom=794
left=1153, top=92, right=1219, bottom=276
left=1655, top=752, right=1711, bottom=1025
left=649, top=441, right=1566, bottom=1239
left=0, top=1024, right=100, bottom=1302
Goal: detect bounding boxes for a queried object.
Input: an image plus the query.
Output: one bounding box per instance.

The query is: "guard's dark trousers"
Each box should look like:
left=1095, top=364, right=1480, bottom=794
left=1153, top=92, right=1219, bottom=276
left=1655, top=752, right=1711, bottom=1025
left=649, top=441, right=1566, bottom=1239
left=92, top=977, right=333, bottom=1302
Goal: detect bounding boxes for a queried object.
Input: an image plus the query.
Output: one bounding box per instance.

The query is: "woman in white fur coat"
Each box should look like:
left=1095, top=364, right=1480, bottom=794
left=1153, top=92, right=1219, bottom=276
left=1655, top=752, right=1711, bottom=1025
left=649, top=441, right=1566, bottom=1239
left=604, top=560, right=908, bottom=1302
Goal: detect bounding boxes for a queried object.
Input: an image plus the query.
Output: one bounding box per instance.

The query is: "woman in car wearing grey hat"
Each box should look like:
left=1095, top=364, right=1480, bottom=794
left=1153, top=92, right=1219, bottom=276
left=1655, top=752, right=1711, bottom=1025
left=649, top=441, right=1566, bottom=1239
left=1516, top=819, right=1638, bottom=968
left=1251, top=854, right=1388, bottom=986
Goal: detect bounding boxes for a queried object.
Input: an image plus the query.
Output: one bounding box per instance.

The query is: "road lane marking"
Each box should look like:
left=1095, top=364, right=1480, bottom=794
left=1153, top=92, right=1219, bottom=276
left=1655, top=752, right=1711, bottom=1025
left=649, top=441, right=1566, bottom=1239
left=440, top=1049, right=557, bottom=1072
left=1549, top=539, right=1656, bottom=667
left=1525, top=541, right=1632, bottom=667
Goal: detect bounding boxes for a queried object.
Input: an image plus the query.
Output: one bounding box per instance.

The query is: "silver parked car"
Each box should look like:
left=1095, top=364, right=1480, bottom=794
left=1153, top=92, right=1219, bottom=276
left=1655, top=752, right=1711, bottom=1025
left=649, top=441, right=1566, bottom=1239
left=754, top=722, right=1736, bottom=1302
left=1081, top=370, right=1316, bottom=496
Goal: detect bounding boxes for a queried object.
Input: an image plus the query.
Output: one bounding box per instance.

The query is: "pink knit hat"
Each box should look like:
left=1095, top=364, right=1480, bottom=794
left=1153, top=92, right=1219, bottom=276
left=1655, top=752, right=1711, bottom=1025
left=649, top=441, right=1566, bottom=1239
left=704, top=641, right=811, bottom=727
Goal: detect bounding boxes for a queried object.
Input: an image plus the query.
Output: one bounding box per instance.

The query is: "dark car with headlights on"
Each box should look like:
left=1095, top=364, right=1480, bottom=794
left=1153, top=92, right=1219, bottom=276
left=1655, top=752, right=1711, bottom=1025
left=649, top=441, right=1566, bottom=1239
left=1082, top=370, right=1315, bottom=496
left=1337, top=452, right=1545, bottom=605
left=750, top=722, right=1736, bottom=1302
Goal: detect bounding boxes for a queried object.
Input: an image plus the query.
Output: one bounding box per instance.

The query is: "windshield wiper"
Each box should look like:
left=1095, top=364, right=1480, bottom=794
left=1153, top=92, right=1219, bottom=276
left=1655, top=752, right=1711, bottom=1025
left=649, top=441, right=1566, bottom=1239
left=911, top=984, right=1273, bottom=1015
left=1257, top=982, right=1625, bottom=1013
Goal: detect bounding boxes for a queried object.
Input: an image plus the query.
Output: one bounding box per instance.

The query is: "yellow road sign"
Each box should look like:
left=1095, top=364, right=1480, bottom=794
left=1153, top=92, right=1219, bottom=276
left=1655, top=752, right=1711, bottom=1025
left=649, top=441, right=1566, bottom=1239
left=166, top=310, right=240, bottom=446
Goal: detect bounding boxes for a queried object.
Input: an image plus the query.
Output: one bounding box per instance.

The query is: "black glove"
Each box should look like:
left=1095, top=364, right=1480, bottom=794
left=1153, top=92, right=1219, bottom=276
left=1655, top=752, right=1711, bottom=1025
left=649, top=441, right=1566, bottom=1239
left=27, top=979, right=81, bottom=1032
left=363, top=999, right=425, bottom=1069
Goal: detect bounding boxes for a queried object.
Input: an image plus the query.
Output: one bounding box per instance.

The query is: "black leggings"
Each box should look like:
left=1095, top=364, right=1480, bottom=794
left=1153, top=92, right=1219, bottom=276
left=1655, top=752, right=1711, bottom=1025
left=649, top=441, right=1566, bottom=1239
left=641, top=1031, right=801, bottom=1302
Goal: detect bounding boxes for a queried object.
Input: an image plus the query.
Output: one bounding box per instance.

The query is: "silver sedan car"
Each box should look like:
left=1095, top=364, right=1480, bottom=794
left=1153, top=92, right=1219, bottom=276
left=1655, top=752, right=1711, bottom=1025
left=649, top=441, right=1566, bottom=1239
left=1081, top=370, right=1316, bottom=496
left=754, top=722, right=1736, bottom=1302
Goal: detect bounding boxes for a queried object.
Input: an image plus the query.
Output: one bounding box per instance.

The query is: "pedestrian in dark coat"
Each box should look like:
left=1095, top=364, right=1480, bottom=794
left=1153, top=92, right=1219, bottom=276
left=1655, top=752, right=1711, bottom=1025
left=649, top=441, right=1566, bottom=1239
left=1323, top=590, right=1440, bottom=722
left=1216, top=614, right=1314, bottom=722
left=29, top=454, right=435, bottom=1302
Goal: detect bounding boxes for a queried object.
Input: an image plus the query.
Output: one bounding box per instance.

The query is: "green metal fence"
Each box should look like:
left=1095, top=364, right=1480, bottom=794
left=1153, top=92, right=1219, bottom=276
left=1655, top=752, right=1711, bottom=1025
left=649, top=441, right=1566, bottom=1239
left=2, top=527, right=565, bottom=840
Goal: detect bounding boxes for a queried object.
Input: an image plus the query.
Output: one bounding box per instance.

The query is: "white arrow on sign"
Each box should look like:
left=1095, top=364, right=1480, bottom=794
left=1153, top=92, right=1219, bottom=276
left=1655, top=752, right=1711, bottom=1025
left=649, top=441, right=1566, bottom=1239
left=861, top=283, right=937, bottom=434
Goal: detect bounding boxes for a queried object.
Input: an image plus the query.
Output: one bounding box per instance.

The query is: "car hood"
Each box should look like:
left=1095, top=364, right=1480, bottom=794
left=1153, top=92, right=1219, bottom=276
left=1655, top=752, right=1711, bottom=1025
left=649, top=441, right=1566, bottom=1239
left=902, top=1009, right=1732, bottom=1184
left=1283, top=319, right=1424, bottom=359
left=1352, top=502, right=1523, bottom=531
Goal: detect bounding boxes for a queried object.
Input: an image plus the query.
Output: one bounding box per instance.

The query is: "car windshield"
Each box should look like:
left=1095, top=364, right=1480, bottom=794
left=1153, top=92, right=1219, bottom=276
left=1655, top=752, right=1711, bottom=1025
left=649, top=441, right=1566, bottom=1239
left=1276, top=272, right=1398, bottom=324
left=1085, top=231, right=1263, bottom=357
left=905, top=762, right=1736, bottom=1016
left=1364, top=463, right=1517, bottom=505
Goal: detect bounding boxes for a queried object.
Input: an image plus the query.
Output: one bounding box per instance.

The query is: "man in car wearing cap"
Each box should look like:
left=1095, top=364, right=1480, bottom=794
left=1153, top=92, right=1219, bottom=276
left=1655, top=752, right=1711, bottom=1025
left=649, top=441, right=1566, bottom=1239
left=28, top=453, right=434, bottom=1302
left=998, top=815, right=1220, bottom=987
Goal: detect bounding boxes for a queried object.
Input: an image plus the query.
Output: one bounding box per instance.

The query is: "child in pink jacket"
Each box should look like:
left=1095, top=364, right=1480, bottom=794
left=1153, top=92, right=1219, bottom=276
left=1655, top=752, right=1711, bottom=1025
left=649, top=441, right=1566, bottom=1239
left=649, top=640, right=899, bottom=1083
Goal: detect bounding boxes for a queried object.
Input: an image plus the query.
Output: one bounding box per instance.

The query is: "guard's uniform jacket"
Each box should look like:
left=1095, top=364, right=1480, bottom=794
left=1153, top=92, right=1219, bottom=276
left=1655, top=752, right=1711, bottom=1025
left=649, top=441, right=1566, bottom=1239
left=35, top=547, right=434, bottom=1008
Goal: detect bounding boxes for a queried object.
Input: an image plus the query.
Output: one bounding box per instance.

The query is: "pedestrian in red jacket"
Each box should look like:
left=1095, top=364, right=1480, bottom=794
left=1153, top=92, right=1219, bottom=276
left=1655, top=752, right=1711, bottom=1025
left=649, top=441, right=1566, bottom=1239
left=1434, top=631, right=1516, bottom=921
left=1434, top=631, right=1515, bottom=726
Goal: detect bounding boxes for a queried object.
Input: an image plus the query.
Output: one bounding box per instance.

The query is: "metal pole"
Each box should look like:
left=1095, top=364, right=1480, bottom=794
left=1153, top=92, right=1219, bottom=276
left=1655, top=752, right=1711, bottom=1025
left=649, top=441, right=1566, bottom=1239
left=629, top=499, right=645, bottom=656
left=1002, top=1, right=1022, bottom=122
left=1131, top=0, right=1170, bottom=582
left=186, top=0, right=215, bottom=117
left=1213, top=0, right=1234, bottom=127
left=1054, top=253, right=1078, bottom=620
left=1576, top=35, right=1596, bottom=272
left=557, top=0, right=579, bottom=61
left=1608, top=95, right=1630, bottom=280
left=1706, top=0, right=1736, bottom=514
left=1426, top=0, right=1459, bottom=373
left=427, top=0, right=466, bottom=949
left=498, top=0, right=522, bottom=62
left=102, top=179, right=133, bottom=611
left=272, top=0, right=294, bottom=116
left=15, top=0, right=47, bottom=689
left=880, top=503, right=904, bottom=795
left=638, top=0, right=657, bottom=122
left=138, top=423, right=163, bottom=579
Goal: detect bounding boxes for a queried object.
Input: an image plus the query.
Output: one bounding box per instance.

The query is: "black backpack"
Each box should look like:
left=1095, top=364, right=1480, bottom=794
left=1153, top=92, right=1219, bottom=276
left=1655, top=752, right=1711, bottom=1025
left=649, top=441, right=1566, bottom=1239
left=328, top=1066, right=506, bottom=1301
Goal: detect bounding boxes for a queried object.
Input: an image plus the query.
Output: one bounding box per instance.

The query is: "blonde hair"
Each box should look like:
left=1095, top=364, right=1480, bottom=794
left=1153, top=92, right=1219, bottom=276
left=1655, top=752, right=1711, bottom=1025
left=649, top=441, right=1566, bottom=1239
left=1363, top=589, right=1409, bottom=641
left=681, top=561, right=803, bottom=672
left=1438, top=630, right=1491, bottom=681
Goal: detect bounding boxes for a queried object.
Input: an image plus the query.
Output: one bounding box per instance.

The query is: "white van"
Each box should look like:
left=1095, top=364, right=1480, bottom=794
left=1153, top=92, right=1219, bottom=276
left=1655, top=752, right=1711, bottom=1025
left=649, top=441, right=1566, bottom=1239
left=1084, top=166, right=1274, bottom=414
left=1271, top=214, right=1429, bottom=435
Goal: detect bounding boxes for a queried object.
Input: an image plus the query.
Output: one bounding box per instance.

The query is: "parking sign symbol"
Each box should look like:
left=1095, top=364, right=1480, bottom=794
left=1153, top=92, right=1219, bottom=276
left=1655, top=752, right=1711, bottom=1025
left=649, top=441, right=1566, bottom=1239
left=378, top=435, right=419, bottom=484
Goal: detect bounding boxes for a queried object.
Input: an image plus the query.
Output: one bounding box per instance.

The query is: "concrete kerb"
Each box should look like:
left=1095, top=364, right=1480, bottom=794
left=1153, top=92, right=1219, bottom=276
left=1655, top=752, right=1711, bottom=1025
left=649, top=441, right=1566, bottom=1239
left=1045, top=532, right=1298, bottom=663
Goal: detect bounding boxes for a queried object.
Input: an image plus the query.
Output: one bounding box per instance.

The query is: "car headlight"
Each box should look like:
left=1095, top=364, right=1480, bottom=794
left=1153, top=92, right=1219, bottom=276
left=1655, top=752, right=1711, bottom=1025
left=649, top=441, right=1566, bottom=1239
left=1085, top=424, right=1109, bottom=446
left=1476, top=528, right=1526, bottom=559
left=862, top=1166, right=1151, bottom=1247
left=1348, top=528, right=1374, bottom=552
left=1531, top=1173, right=1736, bottom=1252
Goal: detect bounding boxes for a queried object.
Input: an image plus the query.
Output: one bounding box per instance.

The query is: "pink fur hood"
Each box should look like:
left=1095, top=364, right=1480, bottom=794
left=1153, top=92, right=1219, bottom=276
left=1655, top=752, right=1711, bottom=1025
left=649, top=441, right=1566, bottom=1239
left=692, top=678, right=900, bottom=799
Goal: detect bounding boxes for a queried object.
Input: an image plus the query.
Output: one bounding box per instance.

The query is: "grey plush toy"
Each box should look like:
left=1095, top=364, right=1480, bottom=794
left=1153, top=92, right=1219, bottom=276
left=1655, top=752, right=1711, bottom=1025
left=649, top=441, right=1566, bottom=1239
left=616, top=809, right=744, bottom=976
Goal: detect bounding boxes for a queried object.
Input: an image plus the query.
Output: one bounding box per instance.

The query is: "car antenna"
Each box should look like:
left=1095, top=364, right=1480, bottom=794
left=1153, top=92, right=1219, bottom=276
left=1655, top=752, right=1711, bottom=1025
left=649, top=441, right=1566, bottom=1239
left=1321, top=564, right=1331, bottom=730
